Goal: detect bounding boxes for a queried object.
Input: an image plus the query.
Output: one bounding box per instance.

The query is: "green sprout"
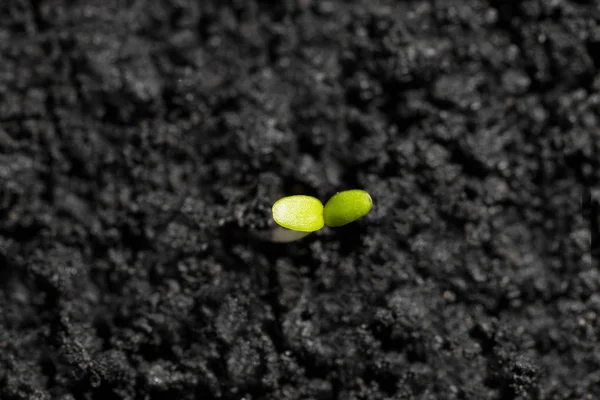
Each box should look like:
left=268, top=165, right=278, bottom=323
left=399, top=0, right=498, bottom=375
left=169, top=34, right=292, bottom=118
left=271, top=190, right=372, bottom=237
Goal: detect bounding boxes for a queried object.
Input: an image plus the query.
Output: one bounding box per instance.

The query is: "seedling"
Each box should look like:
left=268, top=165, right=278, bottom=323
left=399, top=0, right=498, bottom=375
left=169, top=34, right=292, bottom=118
left=271, top=190, right=372, bottom=240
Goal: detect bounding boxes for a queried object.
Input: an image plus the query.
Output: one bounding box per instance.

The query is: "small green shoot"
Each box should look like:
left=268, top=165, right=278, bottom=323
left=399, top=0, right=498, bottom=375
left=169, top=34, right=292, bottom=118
left=271, top=190, right=373, bottom=237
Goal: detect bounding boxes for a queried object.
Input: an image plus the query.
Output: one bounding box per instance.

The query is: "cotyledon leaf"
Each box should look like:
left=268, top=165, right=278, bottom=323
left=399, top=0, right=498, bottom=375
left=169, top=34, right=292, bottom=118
left=323, top=190, right=372, bottom=227
left=272, top=195, right=324, bottom=232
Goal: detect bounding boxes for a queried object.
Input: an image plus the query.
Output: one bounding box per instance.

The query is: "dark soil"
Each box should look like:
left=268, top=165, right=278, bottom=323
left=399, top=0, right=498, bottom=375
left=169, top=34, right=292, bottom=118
left=0, top=0, right=598, bottom=399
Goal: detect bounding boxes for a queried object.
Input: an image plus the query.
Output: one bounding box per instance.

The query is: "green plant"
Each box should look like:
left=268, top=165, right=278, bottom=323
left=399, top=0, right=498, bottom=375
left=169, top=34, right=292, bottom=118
left=271, top=190, right=372, bottom=235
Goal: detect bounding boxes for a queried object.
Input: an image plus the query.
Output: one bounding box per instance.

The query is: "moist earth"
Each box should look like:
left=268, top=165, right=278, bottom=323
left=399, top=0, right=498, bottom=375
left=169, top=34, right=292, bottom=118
left=0, top=1, right=598, bottom=399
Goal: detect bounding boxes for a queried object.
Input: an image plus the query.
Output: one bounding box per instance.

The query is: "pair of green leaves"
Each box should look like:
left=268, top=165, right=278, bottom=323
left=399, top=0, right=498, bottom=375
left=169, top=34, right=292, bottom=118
left=272, top=190, right=373, bottom=232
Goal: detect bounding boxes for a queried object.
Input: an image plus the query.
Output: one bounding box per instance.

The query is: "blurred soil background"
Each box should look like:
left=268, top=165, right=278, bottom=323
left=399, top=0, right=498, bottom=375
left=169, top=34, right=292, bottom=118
left=0, top=0, right=599, bottom=399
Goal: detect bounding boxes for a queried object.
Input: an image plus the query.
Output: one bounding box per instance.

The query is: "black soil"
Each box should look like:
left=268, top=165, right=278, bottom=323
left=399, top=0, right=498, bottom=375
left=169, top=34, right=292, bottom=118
left=0, top=1, right=598, bottom=399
